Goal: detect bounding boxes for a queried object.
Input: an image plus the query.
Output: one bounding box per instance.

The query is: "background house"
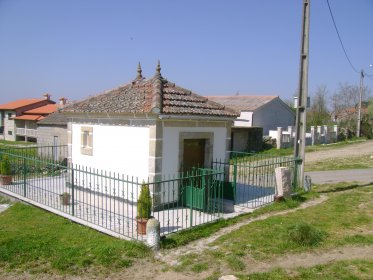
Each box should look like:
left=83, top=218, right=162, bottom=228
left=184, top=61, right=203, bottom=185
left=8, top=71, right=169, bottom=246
left=0, top=94, right=57, bottom=142
left=62, top=63, right=238, bottom=204
left=207, top=95, right=295, bottom=135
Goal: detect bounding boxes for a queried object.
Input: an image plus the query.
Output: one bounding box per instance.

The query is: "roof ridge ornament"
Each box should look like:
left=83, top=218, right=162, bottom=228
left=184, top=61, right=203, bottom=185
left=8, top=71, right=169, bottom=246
left=151, top=60, right=163, bottom=113
left=137, top=62, right=143, bottom=79
left=154, top=60, right=162, bottom=79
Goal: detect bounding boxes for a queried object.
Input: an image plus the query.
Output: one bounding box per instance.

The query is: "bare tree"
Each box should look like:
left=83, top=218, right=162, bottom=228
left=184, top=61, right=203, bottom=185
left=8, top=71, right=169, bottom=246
left=307, top=85, right=330, bottom=127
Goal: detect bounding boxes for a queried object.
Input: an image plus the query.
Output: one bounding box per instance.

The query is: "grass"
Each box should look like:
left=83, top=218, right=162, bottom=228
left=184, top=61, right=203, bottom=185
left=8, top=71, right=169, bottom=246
left=258, top=138, right=368, bottom=157
left=0, top=195, right=11, bottom=204
left=0, top=140, right=36, bottom=146
left=173, top=182, right=373, bottom=273
left=242, top=259, right=373, bottom=280
left=0, top=202, right=151, bottom=275
left=161, top=191, right=318, bottom=249
left=305, top=154, right=373, bottom=171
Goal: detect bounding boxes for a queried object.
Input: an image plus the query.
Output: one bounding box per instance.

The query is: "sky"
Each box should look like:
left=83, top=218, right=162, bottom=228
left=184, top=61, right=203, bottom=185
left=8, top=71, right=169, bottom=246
left=0, top=0, right=372, bottom=105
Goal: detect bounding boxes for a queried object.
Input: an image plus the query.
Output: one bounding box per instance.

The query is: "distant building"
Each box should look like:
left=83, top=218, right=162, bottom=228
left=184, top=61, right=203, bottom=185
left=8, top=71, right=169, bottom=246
left=0, top=94, right=66, bottom=142
left=207, top=95, right=295, bottom=135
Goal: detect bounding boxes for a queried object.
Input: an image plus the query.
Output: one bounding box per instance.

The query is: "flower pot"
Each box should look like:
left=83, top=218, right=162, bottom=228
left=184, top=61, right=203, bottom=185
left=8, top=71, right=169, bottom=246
left=136, top=217, right=149, bottom=235
left=0, top=175, right=12, bottom=185
left=60, top=193, right=71, bottom=205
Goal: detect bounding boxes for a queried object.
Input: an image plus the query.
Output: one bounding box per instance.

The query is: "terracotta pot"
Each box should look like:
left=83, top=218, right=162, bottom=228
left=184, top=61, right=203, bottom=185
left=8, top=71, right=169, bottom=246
left=0, top=175, right=12, bottom=185
left=60, top=194, right=71, bottom=205
left=136, top=217, right=149, bottom=235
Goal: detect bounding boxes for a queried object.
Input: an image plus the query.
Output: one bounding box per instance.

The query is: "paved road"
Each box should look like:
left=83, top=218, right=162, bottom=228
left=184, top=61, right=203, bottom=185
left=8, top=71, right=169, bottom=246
left=305, top=168, right=373, bottom=185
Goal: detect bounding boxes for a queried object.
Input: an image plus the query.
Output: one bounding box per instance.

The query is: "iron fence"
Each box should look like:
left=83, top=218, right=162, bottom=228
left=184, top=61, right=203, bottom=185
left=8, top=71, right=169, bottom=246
left=213, top=151, right=301, bottom=208
left=0, top=146, right=224, bottom=241
left=0, top=145, right=301, bottom=242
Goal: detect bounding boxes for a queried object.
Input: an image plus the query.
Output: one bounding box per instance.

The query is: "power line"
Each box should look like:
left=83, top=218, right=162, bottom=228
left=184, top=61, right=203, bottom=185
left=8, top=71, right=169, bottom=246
left=326, top=0, right=360, bottom=74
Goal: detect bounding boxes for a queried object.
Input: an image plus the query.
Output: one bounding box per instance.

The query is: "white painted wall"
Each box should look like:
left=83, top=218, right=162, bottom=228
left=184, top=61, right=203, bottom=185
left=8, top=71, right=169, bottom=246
left=253, top=99, right=295, bottom=135
left=162, top=126, right=227, bottom=177
left=72, top=124, right=150, bottom=180
left=234, top=111, right=253, bottom=127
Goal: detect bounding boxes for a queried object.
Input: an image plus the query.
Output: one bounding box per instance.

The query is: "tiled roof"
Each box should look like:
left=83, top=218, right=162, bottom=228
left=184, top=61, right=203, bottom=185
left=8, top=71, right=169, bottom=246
left=0, top=99, right=47, bottom=110
left=37, top=112, right=68, bottom=126
left=63, top=63, right=238, bottom=118
left=206, top=95, right=278, bottom=112
left=24, top=104, right=58, bottom=114
left=13, top=115, right=45, bottom=121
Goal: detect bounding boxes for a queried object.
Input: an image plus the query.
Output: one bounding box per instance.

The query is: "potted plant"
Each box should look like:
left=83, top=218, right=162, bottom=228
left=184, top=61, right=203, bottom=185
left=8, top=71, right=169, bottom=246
left=60, top=192, right=71, bottom=205
left=0, top=156, right=12, bottom=185
left=137, top=182, right=152, bottom=235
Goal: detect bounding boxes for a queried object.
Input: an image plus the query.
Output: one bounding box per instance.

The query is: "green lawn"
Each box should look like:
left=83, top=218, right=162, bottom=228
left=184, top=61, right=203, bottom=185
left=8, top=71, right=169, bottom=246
left=258, top=138, right=368, bottom=157
left=1, top=182, right=372, bottom=279
left=305, top=154, right=373, bottom=171
left=173, top=182, right=373, bottom=275
left=0, top=203, right=151, bottom=275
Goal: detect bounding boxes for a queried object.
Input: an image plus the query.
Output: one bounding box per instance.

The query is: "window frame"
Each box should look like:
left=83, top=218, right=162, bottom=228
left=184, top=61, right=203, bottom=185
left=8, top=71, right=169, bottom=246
left=80, top=126, right=93, bottom=156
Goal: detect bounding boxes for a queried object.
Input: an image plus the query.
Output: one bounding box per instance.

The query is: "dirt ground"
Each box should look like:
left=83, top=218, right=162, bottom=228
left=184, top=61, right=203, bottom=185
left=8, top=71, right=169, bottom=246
left=1, top=140, right=373, bottom=280
left=305, top=140, right=373, bottom=163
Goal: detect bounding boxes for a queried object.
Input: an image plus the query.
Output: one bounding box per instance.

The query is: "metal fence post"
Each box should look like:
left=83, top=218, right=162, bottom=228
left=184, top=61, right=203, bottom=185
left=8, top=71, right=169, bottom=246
left=233, top=161, right=237, bottom=203
left=71, top=166, right=75, bottom=216
left=23, top=157, right=26, bottom=197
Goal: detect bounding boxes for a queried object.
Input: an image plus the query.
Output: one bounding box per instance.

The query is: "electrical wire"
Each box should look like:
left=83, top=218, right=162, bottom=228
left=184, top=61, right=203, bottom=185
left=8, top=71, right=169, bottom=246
left=326, top=0, right=360, bottom=74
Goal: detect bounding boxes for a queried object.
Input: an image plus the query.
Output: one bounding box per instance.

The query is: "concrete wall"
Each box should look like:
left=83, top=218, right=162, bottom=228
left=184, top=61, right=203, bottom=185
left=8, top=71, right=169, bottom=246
left=3, top=110, right=15, bottom=141
left=231, top=127, right=263, bottom=152
left=37, top=125, right=68, bottom=146
left=253, top=99, right=295, bottom=135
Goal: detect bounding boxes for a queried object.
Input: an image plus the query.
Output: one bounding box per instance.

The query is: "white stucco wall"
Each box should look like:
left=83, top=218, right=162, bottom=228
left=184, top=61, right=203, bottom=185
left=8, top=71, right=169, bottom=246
left=162, top=126, right=227, bottom=177
left=234, top=111, right=253, bottom=127
left=253, top=99, right=295, bottom=135
left=71, top=124, right=150, bottom=180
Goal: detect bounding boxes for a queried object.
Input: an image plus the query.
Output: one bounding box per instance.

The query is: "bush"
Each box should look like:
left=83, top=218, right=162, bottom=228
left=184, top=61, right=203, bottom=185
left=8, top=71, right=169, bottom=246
left=137, top=182, right=152, bottom=219
left=0, top=155, right=12, bottom=175
left=287, top=222, right=326, bottom=246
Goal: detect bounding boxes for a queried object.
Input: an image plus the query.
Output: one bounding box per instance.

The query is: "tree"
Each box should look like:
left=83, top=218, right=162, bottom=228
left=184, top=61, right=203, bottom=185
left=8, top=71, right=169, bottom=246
left=331, top=83, right=372, bottom=138
left=307, top=85, right=330, bottom=127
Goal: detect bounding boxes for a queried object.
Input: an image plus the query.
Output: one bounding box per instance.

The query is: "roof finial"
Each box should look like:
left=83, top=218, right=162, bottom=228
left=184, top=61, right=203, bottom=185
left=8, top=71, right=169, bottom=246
left=155, top=60, right=162, bottom=78
left=136, top=62, right=143, bottom=79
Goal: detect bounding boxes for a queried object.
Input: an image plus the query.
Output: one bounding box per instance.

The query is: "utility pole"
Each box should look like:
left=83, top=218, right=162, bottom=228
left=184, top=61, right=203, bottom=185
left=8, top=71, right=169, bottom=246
left=294, top=0, right=310, bottom=189
left=356, top=69, right=364, bottom=138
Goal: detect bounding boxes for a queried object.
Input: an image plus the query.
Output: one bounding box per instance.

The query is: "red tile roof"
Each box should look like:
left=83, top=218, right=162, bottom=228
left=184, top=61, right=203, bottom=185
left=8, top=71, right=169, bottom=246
left=0, top=99, right=46, bottom=110
left=13, top=115, right=45, bottom=121
left=63, top=63, right=239, bottom=118
left=24, top=104, right=58, bottom=114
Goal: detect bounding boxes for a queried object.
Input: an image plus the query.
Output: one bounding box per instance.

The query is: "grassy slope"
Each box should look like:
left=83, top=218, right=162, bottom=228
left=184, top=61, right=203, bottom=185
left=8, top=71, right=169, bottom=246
left=174, top=183, right=373, bottom=275
left=0, top=203, right=151, bottom=274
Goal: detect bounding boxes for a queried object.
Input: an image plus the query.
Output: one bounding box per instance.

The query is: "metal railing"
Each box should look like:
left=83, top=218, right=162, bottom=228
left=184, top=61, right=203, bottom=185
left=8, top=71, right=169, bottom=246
left=0, top=145, right=301, bottom=242
left=15, top=128, right=37, bottom=137
left=213, top=151, right=301, bottom=208
left=0, top=146, right=224, bottom=241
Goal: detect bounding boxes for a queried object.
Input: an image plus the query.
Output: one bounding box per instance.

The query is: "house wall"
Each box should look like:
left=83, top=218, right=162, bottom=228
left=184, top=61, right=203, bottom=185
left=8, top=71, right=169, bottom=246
left=3, top=110, right=16, bottom=141
left=161, top=121, right=229, bottom=176
left=252, top=99, right=295, bottom=135
left=71, top=123, right=150, bottom=180
left=231, top=127, right=263, bottom=152
left=158, top=120, right=230, bottom=205
left=234, top=111, right=253, bottom=127
left=37, top=125, right=68, bottom=147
